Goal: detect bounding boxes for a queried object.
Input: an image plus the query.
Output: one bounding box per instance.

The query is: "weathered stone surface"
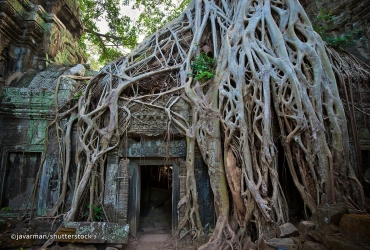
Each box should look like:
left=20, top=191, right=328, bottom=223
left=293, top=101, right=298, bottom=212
left=315, top=203, right=348, bottom=226
left=263, top=224, right=277, bottom=239
left=59, top=244, right=86, bottom=250
left=119, top=138, right=187, bottom=157
left=105, top=247, right=118, bottom=250
left=314, top=203, right=348, bottom=237
left=291, top=236, right=301, bottom=245
left=308, top=229, right=322, bottom=242
left=27, top=66, right=68, bottom=91
left=323, top=235, right=368, bottom=250
left=302, top=0, right=370, bottom=64
left=266, top=238, right=296, bottom=250
left=302, top=241, right=328, bottom=250
left=0, top=0, right=86, bottom=88
left=299, top=221, right=315, bottom=242
left=328, top=224, right=340, bottom=234
left=278, top=223, right=299, bottom=238
left=309, top=203, right=355, bottom=248
left=64, top=64, right=86, bottom=77
left=84, top=245, right=97, bottom=250
left=339, top=214, right=370, bottom=245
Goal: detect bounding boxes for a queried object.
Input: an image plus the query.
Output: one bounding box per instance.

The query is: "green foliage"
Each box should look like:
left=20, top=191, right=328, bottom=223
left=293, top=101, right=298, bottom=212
left=77, top=0, right=138, bottom=65
left=77, top=0, right=189, bottom=66
left=325, top=33, right=358, bottom=47
left=1, top=206, right=12, bottom=211
left=74, top=90, right=83, bottom=101
left=134, top=0, right=190, bottom=36
left=84, top=204, right=104, bottom=221
left=313, top=10, right=358, bottom=48
left=189, top=52, right=216, bottom=82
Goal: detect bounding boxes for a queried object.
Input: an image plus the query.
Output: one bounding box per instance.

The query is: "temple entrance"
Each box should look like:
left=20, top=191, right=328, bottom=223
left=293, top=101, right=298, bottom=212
left=0, top=152, right=41, bottom=212
left=128, top=159, right=180, bottom=237
left=139, top=165, right=172, bottom=234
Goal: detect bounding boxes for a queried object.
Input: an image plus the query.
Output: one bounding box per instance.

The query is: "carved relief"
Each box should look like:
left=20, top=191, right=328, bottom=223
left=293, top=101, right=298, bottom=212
left=48, top=24, right=62, bottom=58
left=0, top=47, right=9, bottom=82
left=117, top=159, right=129, bottom=223
left=103, top=158, right=130, bottom=223
left=119, top=138, right=187, bottom=158
left=128, top=98, right=190, bottom=136
left=0, top=0, right=85, bottom=75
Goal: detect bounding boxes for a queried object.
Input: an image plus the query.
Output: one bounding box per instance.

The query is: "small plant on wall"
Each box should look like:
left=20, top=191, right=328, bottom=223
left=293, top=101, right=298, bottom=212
left=189, top=52, right=216, bottom=82
left=313, top=9, right=359, bottom=47
left=84, top=204, right=104, bottom=221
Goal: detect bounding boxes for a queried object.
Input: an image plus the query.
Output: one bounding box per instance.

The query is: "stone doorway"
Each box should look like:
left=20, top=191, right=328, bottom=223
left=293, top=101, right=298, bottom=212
left=0, top=152, right=41, bottom=211
left=139, top=165, right=173, bottom=234
left=128, top=159, right=180, bottom=237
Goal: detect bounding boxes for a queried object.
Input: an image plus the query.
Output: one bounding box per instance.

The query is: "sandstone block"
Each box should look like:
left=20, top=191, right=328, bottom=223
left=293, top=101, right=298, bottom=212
left=266, top=237, right=296, bottom=250
left=298, top=221, right=315, bottom=242
left=60, top=244, right=84, bottom=250
left=323, top=235, right=365, bottom=250
left=339, top=214, right=370, bottom=245
left=314, top=203, right=348, bottom=236
left=315, top=203, right=348, bottom=226
left=278, top=223, right=299, bottom=238
left=302, top=241, right=328, bottom=250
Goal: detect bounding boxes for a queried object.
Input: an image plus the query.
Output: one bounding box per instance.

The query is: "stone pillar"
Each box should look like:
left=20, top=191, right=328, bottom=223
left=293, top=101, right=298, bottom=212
left=172, top=162, right=180, bottom=233
left=128, top=161, right=140, bottom=237
left=103, top=159, right=119, bottom=222
left=117, top=159, right=129, bottom=224
left=178, top=158, right=187, bottom=222
left=38, top=156, right=59, bottom=215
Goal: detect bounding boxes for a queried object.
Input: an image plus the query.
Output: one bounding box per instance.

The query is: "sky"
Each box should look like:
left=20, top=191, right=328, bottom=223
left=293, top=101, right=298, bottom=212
left=90, top=2, right=142, bottom=65
left=97, top=2, right=142, bottom=41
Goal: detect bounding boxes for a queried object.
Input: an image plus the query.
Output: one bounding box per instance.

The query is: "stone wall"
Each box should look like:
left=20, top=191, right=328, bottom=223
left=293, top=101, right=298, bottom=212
left=301, top=0, right=370, bottom=63
left=0, top=64, right=88, bottom=214
left=0, top=0, right=86, bottom=86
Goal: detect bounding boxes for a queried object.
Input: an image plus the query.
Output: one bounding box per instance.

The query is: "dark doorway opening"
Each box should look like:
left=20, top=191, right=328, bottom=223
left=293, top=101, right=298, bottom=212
left=277, top=143, right=306, bottom=221
left=139, top=165, right=172, bottom=233
left=0, top=152, right=41, bottom=210
left=362, top=150, right=370, bottom=196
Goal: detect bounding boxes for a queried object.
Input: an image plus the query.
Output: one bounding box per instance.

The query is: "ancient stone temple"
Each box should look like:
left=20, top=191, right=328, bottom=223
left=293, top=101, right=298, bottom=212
left=0, top=0, right=91, bottom=248
left=0, top=0, right=86, bottom=86
left=0, top=1, right=215, bottom=248
left=0, top=0, right=86, bottom=213
left=0, top=0, right=370, bottom=249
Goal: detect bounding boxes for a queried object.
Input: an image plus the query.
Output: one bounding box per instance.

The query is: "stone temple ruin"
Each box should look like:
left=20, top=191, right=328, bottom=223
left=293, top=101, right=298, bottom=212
left=0, top=0, right=370, bottom=249
left=0, top=0, right=216, bottom=247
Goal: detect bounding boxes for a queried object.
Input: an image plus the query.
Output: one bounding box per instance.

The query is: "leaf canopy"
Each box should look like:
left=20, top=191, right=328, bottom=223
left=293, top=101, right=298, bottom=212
left=78, top=0, right=189, bottom=67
